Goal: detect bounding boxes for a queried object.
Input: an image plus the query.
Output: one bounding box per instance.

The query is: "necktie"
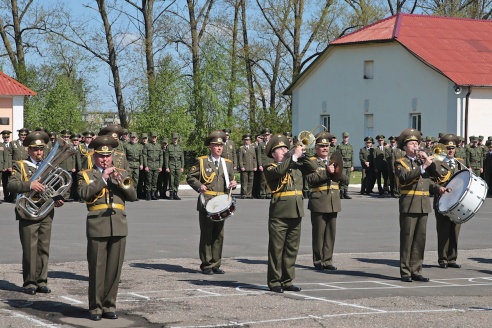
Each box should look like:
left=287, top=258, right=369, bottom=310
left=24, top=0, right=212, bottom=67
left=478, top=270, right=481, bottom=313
left=323, top=159, right=327, bottom=165
left=449, top=160, right=455, bottom=170
left=214, top=160, right=218, bottom=168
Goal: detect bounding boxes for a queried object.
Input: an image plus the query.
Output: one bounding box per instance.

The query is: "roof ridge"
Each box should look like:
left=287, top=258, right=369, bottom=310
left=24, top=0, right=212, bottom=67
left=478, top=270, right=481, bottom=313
left=0, top=71, right=37, bottom=96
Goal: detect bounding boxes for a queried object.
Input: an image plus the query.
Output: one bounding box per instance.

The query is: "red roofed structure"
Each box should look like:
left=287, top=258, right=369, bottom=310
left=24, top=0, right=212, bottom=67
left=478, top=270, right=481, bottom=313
left=285, top=14, right=492, bottom=147
left=0, top=71, right=36, bottom=134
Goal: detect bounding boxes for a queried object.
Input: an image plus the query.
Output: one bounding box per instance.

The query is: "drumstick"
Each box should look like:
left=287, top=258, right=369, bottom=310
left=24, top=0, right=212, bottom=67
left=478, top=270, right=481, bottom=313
left=228, top=177, right=235, bottom=201
left=446, top=188, right=452, bottom=193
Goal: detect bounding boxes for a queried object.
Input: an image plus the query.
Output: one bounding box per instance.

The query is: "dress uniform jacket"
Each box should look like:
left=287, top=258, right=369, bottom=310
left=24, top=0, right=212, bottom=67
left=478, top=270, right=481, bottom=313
left=305, top=156, right=341, bottom=267
left=77, top=167, right=137, bottom=315
left=359, top=146, right=375, bottom=193
left=466, top=146, right=483, bottom=176
left=8, top=158, right=55, bottom=289
left=187, top=156, right=235, bottom=270
left=336, top=142, right=354, bottom=190
left=263, top=155, right=316, bottom=288
left=484, top=150, right=492, bottom=193
left=238, top=144, right=257, bottom=198
left=222, top=140, right=237, bottom=168
left=2, top=141, right=13, bottom=200
left=10, top=139, right=28, bottom=161
left=78, top=143, right=94, bottom=170
left=257, top=141, right=273, bottom=198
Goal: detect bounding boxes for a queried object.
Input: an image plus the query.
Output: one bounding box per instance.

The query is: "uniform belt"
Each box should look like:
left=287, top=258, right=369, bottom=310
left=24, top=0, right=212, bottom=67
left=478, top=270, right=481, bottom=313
left=88, top=203, right=125, bottom=211
left=272, top=190, right=301, bottom=198
left=203, top=191, right=225, bottom=196
left=400, top=190, right=430, bottom=196
left=311, top=185, right=339, bottom=192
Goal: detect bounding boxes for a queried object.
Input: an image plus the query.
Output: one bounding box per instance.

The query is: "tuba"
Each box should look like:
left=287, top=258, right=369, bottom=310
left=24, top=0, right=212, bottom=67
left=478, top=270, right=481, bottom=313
left=15, top=137, right=76, bottom=220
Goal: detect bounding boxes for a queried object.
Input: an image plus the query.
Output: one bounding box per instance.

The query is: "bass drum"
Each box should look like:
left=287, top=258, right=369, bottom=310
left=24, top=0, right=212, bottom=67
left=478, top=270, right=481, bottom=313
left=438, top=170, right=488, bottom=224
left=205, top=194, right=236, bottom=222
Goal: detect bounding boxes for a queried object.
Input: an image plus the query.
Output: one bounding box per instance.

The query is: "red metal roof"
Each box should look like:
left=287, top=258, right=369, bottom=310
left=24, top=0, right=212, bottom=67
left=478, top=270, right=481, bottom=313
left=0, top=71, right=37, bottom=96
left=330, top=14, right=492, bottom=86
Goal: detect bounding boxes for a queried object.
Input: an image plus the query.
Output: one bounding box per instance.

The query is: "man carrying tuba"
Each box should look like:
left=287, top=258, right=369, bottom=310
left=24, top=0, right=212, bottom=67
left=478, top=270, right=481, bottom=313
left=7, top=131, right=65, bottom=295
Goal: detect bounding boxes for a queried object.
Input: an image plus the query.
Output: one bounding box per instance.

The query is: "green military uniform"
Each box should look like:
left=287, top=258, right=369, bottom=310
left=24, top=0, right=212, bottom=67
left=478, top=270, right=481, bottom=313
left=257, top=128, right=273, bottom=198
left=395, top=128, right=440, bottom=282
left=385, top=136, right=403, bottom=197
left=306, top=132, right=341, bottom=270
left=77, top=136, right=137, bottom=319
left=466, top=136, right=483, bottom=176
left=124, top=132, right=143, bottom=193
left=336, top=132, right=353, bottom=199
left=158, top=138, right=170, bottom=199
left=263, top=134, right=316, bottom=291
left=359, top=137, right=375, bottom=194
left=374, top=135, right=389, bottom=195
left=143, top=132, right=163, bottom=200
left=455, top=137, right=466, bottom=160
left=1, top=130, right=13, bottom=201
left=484, top=140, right=492, bottom=196
left=238, top=134, right=257, bottom=198
left=165, top=133, right=185, bottom=200
left=70, top=133, right=83, bottom=201
left=434, top=134, right=462, bottom=268
left=187, top=130, right=236, bottom=273
left=222, top=129, right=237, bottom=169
left=79, top=131, right=95, bottom=170
left=7, top=131, right=57, bottom=293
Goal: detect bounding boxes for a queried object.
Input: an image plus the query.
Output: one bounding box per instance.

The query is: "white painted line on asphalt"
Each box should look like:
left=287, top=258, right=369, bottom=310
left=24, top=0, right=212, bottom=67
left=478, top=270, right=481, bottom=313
left=370, top=281, right=401, bottom=288
left=129, top=292, right=150, bottom=300
left=197, top=289, right=221, bottom=296
left=291, top=293, right=386, bottom=313
left=318, top=283, right=346, bottom=289
left=0, top=309, right=59, bottom=327
left=60, top=296, right=83, bottom=304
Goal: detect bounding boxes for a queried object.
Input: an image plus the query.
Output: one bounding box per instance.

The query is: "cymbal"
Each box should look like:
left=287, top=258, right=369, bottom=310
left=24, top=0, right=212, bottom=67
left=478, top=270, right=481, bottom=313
left=329, top=151, right=343, bottom=182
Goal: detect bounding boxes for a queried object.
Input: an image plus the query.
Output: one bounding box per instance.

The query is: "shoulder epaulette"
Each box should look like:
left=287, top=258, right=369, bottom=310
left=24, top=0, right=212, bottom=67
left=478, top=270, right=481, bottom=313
left=309, top=156, right=316, bottom=161
left=396, top=157, right=411, bottom=171
left=198, top=155, right=208, bottom=160
left=224, top=158, right=232, bottom=163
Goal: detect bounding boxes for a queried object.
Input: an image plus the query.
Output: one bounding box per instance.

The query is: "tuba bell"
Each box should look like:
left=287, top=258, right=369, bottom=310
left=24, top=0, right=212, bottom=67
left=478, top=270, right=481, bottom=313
left=15, top=137, right=76, bottom=220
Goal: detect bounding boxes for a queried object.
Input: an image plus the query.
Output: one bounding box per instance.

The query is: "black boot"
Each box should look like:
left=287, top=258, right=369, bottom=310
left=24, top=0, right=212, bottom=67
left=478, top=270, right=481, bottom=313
left=151, top=191, right=158, bottom=200
left=174, top=192, right=181, bottom=200
left=344, top=190, right=352, bottom=199
left=146, top=192, right=151, bottom=201
left=339, top=191, right=344, bottom=199
left=168, top=192, right=174, bottom=200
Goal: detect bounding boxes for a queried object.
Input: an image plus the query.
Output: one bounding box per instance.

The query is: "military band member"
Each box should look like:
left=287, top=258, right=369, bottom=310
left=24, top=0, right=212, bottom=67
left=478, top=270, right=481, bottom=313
left=59, top=130, right=76, bottom=199
left=165, top=133, right=184, bottom=200
left=222, top=128, right=237, bottom=170
left=8, top=131, right=65, bottom=295
left=257, top=128, right=273, bottom=199
left=124, top=132, right=143, bottom=196
left=374, top=135, right=389, bottom=195
left=238, top=133, right=257, bottom=199
left=79, top=131, right=95, bottom=170
left=359, top=136, right=375, bottom=195
left=70, top=133, right=83, bottom=201
left=1, top=130, right=13, bottom=202
left=306, top=132, right=340, bottom=271
left=434, top=134, right=464, bottom=269
left=143, top=131, right=162, bottom=200
left=187, top=130, right=237, bottom=275
left=466, top=136, right=483, bottom=177
left=395, top=128, right=445, bottom=282
left=263, top=134, right=317, bottom=293
left=336, top=132, right=353, bottom=199
left=78, top=136, right=137, bottom=321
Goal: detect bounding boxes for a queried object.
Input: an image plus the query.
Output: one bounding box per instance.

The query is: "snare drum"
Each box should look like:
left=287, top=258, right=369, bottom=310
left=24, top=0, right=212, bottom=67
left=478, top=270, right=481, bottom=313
left=205, top=194, right=236, bottom=222
left=438, top=170, right=488, bottom=224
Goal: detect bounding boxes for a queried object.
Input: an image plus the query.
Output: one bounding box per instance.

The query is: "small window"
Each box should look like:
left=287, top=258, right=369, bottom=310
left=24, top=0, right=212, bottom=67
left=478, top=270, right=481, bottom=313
left=364, top=60, right=374, bottom=79
left=320, top=115, right=330, bottom=131
left=0, top=117, right=9, bottom=125
left=411, top=113, right=421, bottom=131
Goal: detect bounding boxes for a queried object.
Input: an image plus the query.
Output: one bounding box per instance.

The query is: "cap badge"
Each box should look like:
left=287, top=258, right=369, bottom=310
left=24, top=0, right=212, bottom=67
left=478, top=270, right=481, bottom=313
left=217, top=138, right=223, bottom=143
left=101, top=146, right=109, bottom=152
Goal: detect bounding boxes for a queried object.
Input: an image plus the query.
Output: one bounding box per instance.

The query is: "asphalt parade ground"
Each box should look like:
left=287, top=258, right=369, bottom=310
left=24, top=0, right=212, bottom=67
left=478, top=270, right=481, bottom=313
left=1, top=187, right=492, bottom=327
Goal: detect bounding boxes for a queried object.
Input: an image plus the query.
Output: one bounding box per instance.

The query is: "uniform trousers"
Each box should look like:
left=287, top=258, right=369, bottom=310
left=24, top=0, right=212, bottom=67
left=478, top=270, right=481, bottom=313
left=399, top=213, right=427, bottom=277
left=240, top=171, right=254, bottom=198
left=145, top=169, right=159, bottom=192
left=128, top=167, right=140, bottom=188
left=435, top=211, right=460, bottom=265
left=267, top=217, right=301, bottom=288
left=199, top=211, right=224, bottom=269
left=340, top=167, right=351, bottom=191
left=169, top=166, right=182, bottom=193
left=19, top=215, right=53, bottom=288
left=376, top=169, right=389, bottom=193
left=87, top=236, right=126, bottom=315
left=311, top=212, right=337, bottom=267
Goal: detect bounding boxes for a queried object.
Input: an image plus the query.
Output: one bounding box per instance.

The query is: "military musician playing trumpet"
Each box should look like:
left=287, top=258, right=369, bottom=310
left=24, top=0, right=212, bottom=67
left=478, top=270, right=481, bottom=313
left=77, top=135, right=137, bottom=321
left=395, top=129, right=446, bottom=283
left=7, top=131, right=65, bottom=295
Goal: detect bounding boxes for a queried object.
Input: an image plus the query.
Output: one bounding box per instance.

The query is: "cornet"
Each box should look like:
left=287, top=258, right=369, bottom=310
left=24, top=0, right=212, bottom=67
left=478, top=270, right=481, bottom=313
left=110, top=168, right=134, bottom=190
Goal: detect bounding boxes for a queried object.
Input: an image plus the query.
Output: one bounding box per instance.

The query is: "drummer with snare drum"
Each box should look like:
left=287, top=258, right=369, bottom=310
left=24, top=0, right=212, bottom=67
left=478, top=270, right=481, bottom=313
left=434, top=134, right=466, bottom=269
left=186, top=130, right=237, bottom=275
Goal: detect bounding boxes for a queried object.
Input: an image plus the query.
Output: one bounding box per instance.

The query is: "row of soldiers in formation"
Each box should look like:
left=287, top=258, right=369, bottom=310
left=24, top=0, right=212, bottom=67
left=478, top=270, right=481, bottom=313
left=359, top=133, right=492, bottom=197
left=0, top=127, right=185, bottom=202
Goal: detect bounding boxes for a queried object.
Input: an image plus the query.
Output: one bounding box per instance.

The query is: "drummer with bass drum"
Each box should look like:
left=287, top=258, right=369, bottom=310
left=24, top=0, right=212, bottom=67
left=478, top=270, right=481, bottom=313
left=187, top=130, right=237, bottom=275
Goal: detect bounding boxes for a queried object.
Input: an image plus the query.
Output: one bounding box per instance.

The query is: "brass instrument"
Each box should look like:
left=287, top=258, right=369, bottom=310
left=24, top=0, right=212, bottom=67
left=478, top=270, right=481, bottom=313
left=432, top=143, right=447, bottom=161
left=16, top=138, right=76, bottom=220
left=110, top=168, right=134, bottom=190
left=296, top=125, right=329, bottom=149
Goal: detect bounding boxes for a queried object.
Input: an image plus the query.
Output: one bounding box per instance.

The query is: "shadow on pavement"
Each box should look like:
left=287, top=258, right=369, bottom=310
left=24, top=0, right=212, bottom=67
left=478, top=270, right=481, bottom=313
left=130, top=262, right=197, bottom=273
left=469, top=257, right=492, bottom=264
left=0, top=280, right=23, bottom=292
left=48, top=271, right=88, bottom=281
left=3, top=299, right=87, bottom=319
left=234, top=258, right=267, bottom=265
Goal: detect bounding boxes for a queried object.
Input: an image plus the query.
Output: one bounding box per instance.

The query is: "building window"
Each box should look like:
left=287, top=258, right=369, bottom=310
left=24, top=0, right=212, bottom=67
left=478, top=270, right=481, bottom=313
left=364, top=60, right=374, bottom=79
left=320, top=115, right=330, bottom=131
left=364, top=114, right=374, bottom=137
left=411, top=113, right=421, bottom=131
left=0, top=117, right=9, bottom=125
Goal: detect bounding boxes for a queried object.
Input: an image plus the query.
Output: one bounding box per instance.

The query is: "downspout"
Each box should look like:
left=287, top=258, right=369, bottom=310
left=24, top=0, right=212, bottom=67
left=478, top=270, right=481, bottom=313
left=464, top=86, right=472, bottom=142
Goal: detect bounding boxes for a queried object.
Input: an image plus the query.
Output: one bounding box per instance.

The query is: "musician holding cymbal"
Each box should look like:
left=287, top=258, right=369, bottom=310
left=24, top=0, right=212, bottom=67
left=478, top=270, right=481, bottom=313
left=8, top=131, right=65, bottom=295
left=434, top=134, right=466, bottom=269
left=77, top=135, right=137, bottom=321
left=395, top=129, right=446, bottom=283
left=187, top=130, right=237, bottom=275
left=263, top=134, right=317, bottom=293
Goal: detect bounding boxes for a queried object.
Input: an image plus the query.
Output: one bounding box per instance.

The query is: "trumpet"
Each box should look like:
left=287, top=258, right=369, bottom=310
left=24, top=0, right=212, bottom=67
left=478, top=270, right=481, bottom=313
left=110, top=168, right=134, bottom=190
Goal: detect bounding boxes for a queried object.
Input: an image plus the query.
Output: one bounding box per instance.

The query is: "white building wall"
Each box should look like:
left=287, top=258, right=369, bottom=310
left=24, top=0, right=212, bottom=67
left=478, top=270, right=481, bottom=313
left=292, top=42, right=457, bottom=151
left=12, top=96, right=24, bottom=133
left=467, top=88, right=492, bottom=139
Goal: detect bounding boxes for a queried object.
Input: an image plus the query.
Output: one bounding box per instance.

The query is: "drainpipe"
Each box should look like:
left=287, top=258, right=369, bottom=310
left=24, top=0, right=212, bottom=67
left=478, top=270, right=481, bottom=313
left=464, top=86, right=472, bottom=142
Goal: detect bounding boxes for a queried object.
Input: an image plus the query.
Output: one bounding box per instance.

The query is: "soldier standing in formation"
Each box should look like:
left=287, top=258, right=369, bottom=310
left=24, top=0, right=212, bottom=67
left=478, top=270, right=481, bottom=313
left=8, top=131, right=65, bottom=295
left=385, top=136, right=403, bottom=197
left=395, top=128, right=445, bottom=283
left=165, top=133, right=184, bottom=200
left=306, top=132, right=340, bottom=271
left=484, top=139, right=492, bottom=196
left=158, top=138, right=170, bottom=199
left=124, top=132, right=143, bottom=198
left=374, top=135, right=389, bottom=195
left=187, top=130, right=237, bottom=275
left=1, top=130, right=12, bottom=202
left=359, top=136, right=375, bottom=195
left=137, top=133, right=149, bottom=199
left=252, top=133, right=264, bottom=198
left=336, top=132, right=353, bottom=199
left=257, top=128, right=273, bottom=199
left=238, top=133, right=257, bottom=199
left=263, top=134, right=316, bottom=293
left=222, top=129, right=237, bottom=170
left=466, top=136, right=483, bottom=177
left=143, top=132, right=162, bottom=200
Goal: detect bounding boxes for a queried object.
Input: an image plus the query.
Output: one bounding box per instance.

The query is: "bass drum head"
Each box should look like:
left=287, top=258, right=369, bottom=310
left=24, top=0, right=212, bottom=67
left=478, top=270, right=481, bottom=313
left=438, top=170, right=470, bottom=213
left=206, top=194, right=231, bottom=214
